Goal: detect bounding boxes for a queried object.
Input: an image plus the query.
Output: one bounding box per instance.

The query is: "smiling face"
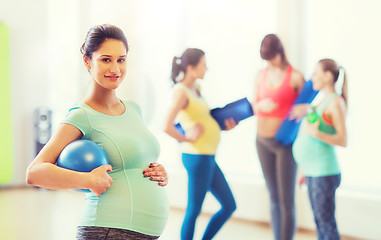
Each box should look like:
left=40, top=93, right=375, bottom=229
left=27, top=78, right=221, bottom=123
left=84, top=38, right=127, bottom=90
left=311, top=62, right=332, bottom=91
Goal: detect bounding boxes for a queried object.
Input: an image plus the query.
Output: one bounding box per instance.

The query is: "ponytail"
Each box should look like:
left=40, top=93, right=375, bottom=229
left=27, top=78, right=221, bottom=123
left=340, top=68, right=348, bottom=106
left=171, top=57, right=183, bottom=85
left=319, top=58, right=348, bottom=106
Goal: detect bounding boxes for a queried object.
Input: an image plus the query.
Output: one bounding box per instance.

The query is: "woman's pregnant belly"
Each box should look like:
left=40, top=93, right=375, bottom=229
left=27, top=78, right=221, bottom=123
left=82, top=168, right=169, bottom=236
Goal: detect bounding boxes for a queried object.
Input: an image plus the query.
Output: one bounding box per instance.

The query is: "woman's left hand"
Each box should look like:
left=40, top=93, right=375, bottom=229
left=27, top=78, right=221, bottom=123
left=143, top=163, right=168, bottom=186
left=305, top=119, right=320, bottom=137
left=224, top=118, right=238, bottom=131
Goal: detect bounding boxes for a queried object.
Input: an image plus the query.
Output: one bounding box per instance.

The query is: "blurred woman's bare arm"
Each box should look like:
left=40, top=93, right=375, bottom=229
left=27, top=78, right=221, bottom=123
left=163, top=88, right=204, bottom=142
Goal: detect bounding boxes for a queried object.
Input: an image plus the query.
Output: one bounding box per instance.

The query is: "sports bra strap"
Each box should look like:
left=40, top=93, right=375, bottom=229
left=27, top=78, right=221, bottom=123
left=261, top=65, right=293, bottom=87
left=284, top=65, right=293, bottom=82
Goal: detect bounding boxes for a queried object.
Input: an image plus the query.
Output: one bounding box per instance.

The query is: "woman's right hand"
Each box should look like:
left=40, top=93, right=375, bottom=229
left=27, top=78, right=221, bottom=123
left=88, top=165, right=113, bottom=197
left=185, top=123, right=204, bottom=143
left=256, top=98, right=278, bottom=113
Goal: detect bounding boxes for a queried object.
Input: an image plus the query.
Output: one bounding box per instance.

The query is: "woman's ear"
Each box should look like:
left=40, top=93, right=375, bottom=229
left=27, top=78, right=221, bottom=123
left=83, top=55, right=91, bottom=70
left=186, top=65, right=194, bottom=75
left=325, top=71, right=334, bottom=83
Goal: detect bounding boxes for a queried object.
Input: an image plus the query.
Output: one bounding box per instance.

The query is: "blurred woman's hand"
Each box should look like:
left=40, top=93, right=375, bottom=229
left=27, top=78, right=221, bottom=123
left=305, top=119, right=320, bottom=137
left=289, top=104, right=310, bottom=122
left=224, top=118, right=238, bottom=131
left=256, top=98, right=278, bottom=113
left=185, top=123, right=204, bottom=142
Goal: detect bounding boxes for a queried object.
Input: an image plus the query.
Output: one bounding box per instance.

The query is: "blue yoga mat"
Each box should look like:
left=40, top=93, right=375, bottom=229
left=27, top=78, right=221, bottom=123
left=275, top=80, right=319, bottom=145
left=176, top=97, right=254, bottom=134
left=211, top=97, right=254, bottom=130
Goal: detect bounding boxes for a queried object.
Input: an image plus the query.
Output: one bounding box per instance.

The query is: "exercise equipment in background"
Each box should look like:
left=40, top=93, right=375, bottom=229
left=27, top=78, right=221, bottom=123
left=57, top=140, right=109, bottom=192
left=0, top=23, right=13, bottom=185
left=34, top=107, right=52, bottom=156
left=175, top=97, right=254, bottom=134
left=175, top=123, right=185, bottom=135
left=275, top=80, right=319, bottom=145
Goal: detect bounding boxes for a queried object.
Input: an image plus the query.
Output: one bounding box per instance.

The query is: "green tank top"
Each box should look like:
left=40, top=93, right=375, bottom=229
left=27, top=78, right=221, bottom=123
left=293, top=94, right=341, bottom=177
left=62, top=100, right=169, bottom=236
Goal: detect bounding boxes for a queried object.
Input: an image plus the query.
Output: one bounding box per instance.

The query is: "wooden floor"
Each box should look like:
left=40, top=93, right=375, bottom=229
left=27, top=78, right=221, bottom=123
left=0, top=188, right=364, bottom=240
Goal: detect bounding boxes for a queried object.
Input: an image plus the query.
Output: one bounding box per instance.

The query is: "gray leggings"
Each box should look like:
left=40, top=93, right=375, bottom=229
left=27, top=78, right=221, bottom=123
left=256, top=136, right=297, bottom=240
left=76, top=226, right=159, bottom=240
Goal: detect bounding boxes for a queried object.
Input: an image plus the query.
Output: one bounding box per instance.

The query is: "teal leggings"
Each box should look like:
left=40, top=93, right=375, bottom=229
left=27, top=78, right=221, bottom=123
left=181, top=153, right=236, bottom=240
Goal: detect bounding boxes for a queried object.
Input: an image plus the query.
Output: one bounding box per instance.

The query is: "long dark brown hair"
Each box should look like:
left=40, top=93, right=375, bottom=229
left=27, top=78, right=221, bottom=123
left=260, top=34, right=289, bottom=65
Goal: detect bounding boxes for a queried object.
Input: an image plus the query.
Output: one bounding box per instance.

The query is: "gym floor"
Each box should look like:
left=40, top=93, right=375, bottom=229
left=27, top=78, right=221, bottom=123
left=0, top=187, right=364, bottom=240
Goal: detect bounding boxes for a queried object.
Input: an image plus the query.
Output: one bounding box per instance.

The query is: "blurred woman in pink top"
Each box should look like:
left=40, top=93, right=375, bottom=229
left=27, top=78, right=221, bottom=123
left=252, top=34, right=305, bottom=240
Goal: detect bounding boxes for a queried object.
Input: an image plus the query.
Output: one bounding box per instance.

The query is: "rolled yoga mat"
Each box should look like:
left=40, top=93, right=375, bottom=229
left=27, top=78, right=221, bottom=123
left=275, top=80, right=319, bottom=145
left=0, top=23, right=13, bottom=184
left=176, top=97, right=254, bottom=134
left=210, top=97, right=254, bottom=130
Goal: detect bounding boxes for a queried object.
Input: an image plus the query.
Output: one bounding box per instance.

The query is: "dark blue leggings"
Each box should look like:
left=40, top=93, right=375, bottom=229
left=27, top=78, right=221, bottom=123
left=181, top=153, right=236, bottom=240
left=306, top=174, right=341, bottom=240
left=256, top=136, right=297, bottom=240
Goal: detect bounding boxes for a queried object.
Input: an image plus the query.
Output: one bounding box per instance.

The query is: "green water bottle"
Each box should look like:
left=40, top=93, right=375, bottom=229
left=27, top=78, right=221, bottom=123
left=306, top=106, right=336, bottom=134
left=307, top=106, right=319, bottom=123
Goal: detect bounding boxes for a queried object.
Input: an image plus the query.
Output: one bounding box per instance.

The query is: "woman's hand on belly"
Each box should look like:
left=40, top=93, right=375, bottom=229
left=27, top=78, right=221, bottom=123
left=143, top=163, right=168, bottom=186
left=256, top=98, right=279, bottom=113
left=88, top=165, right=114, bottom=196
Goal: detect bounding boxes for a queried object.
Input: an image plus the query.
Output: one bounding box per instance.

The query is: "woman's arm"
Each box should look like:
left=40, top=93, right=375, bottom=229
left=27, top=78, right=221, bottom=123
left=288, top=69, right=307, bottom=121
left=251, top=70, right=262, bottom=113
left=306, top=97, right=347, bottom=147
left=163, top=87, right=203, bottom=142
left=290, top=69, right=305, bottom=93
left=26, top=123, right=113, bottom=196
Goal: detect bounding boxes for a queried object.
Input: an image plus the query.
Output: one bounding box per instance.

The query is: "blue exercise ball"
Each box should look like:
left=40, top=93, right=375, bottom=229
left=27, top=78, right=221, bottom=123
left=57, top=140, right=109, bottom=192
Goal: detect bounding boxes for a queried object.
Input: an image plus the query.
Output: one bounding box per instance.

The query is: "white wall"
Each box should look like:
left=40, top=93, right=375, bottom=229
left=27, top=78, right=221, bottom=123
left=303, top=0, right=381, bottom=192
left=46, top=0, right=82, bottom=126
left=0, top=0, right=49, bottom=185
left=0, top=0, right=84, bottom=186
